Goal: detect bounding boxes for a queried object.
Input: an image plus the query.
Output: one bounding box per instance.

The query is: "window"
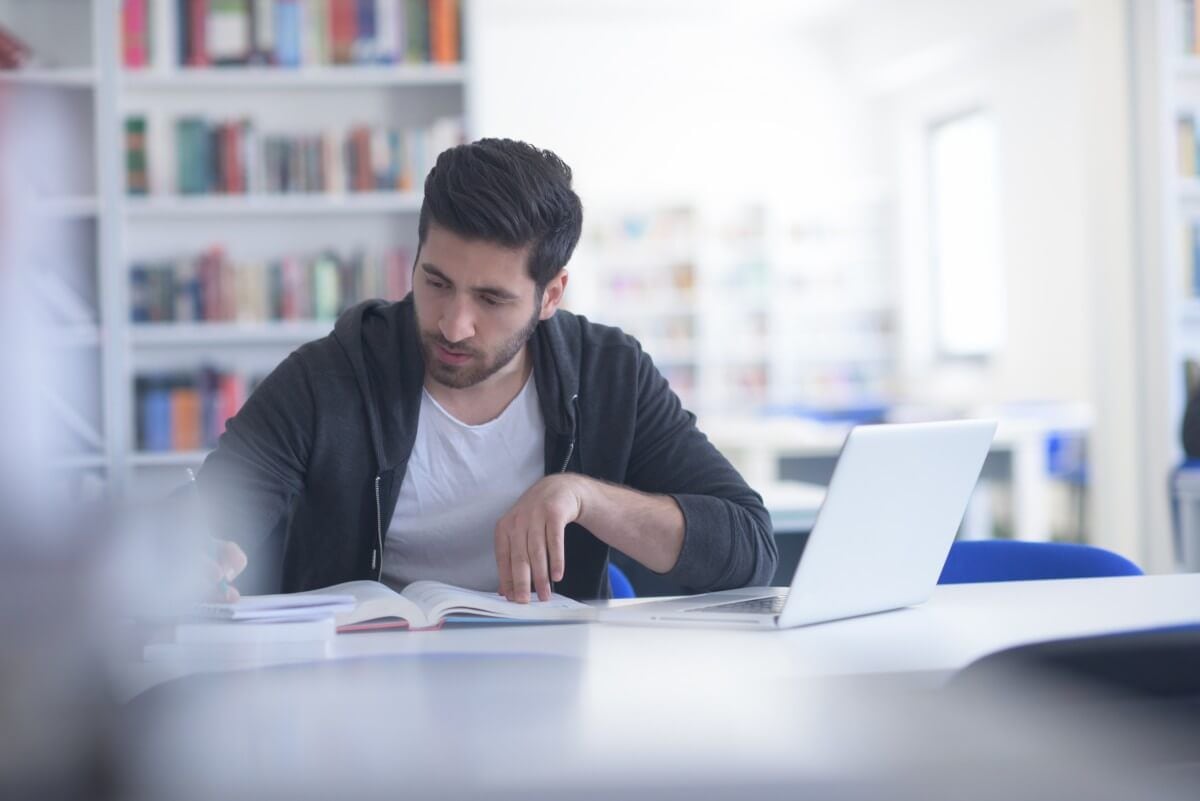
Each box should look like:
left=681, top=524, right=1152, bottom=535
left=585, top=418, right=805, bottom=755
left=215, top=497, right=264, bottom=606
left=928, top=110, right=1005, bottom=358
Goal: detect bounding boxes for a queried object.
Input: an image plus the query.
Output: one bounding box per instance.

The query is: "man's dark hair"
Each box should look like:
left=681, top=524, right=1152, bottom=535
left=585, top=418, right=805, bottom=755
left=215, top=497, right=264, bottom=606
left=418, top=138, right=584, bottom=290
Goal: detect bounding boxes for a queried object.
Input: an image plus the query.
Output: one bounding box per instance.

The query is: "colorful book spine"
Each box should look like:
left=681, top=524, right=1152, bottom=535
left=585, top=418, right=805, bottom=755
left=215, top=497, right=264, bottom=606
left=125, top=116, right=150, bottom=195
left=122, top=0, right=151, bottom=68
left=404, top=0, right=428, bottom=63
left=274, top=0, right=303, bottom=67
left=429, top=0, right=458, bottom=64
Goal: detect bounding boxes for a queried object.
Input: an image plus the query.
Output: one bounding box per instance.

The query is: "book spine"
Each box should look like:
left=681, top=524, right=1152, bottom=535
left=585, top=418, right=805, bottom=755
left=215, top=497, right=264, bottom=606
left=429, top=0, right=458, bottom=64
left=188, top=0, right=211, bottom=66
left=125, top=115, right=149, bottom=195
left=404, top=0, right=428, bottom=63
left=375, top=0, right=399, bottom=63
left=123, top=0, right=150, bottom=69
left=355, top=0, right=377, bottom=63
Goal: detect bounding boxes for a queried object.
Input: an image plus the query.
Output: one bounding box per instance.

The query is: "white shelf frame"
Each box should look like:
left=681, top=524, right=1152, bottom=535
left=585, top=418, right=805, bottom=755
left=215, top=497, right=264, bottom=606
left=125, top=191, right=423, bottom=218
left=130, top=322, right=335, bottom=346
left=122, top=64, right=466, bottom=90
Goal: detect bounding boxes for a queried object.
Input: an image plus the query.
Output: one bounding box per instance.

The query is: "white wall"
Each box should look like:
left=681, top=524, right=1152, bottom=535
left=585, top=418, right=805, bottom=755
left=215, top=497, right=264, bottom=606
left=878, top=12, right=1091, bottom=407
left=467, top=0, right=881, bottom=207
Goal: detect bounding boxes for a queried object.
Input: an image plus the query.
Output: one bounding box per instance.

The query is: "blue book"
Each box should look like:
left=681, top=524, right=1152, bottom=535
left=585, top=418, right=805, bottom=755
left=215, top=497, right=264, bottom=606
left=274, top=0, right=302, bottom=67
left=143, top=382, right=173, bottom=452
left=356, top=0, right=377, bottom=63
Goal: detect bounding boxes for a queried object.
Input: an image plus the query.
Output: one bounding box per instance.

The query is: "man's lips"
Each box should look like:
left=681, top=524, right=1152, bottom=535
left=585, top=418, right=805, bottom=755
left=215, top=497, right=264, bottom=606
left=434, top=343, right=473, bottom=365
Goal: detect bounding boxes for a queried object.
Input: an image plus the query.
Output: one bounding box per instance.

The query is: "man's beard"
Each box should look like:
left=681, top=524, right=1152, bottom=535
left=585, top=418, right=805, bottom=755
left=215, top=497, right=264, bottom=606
left=419, top=304, right=541, bottom=390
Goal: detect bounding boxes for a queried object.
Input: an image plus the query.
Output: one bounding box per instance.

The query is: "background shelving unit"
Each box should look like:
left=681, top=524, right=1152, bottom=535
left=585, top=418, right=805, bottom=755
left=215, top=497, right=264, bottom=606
left=1159, top=0, right=1200, bottom=469
left=570, top=200, right=894, bottom=416
left=2, top=0, right=471, bottom=498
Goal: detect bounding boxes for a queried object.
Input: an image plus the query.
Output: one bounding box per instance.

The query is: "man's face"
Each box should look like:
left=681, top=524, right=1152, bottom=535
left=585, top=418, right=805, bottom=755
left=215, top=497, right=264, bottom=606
left=412, top=224, right=551, bottom=390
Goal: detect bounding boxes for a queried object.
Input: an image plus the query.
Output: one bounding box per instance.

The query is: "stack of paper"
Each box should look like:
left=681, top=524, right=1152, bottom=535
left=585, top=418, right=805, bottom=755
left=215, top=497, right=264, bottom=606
left=196, top=592, right=357, bottom=622
left=143, top=593, right=357, bottom=663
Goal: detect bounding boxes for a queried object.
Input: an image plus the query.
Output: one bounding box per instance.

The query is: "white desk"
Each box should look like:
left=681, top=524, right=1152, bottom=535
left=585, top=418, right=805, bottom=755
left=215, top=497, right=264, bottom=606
left=115, top=575, right=1200, bottom=801
left=118, top=574, right=1200, bottom=700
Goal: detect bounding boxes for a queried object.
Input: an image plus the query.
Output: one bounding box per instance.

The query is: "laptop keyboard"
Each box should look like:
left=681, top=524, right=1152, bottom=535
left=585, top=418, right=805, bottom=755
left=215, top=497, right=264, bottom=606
left=686, top=593, right=788, bottom=615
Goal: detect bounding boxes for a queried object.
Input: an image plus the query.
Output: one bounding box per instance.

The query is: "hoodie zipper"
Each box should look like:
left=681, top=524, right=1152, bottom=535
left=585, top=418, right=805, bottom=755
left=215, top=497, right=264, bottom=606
left=559, top=394, right=579, bottom=473
left=372, top=474, right=383, bottom=579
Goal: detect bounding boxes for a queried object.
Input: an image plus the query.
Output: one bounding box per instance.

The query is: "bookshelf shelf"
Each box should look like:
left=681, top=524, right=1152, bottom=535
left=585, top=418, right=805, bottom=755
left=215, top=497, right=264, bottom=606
left=0, top=68, right=97, bottom=88
left=129, top=450, right=208, bottom=467
left=125, top=192, right=424, bottom=218
left=122, top=64, right=465, bottom=90
left=130, top=322, right=334, bottom=346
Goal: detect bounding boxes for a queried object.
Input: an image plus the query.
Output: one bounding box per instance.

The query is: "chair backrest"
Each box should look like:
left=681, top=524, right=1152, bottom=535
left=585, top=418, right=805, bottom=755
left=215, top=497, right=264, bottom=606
left=607, top=563, right=636, bottom=599
left=938, top=540, right=1142, bottom=585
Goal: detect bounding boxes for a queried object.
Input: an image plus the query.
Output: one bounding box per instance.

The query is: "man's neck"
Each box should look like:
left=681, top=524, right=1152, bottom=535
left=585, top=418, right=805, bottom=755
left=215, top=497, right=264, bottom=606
left=424, top=346, right=532, bottom=426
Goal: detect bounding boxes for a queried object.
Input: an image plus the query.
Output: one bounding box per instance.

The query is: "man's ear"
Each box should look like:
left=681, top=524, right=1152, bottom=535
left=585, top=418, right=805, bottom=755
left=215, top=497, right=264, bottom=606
left=539, top=269, right=569, bottom=320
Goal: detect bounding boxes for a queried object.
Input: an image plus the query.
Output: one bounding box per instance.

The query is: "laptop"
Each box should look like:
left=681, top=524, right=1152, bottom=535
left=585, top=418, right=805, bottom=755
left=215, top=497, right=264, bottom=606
left=603, top=419, right=997, bottom=629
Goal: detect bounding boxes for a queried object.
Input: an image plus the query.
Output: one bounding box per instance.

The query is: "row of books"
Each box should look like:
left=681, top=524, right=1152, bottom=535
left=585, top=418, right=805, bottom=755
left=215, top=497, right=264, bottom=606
left=135, top=368, right=257, bottom=452
left=125, top=113, right=463, bottom=195
left=122, top=0, right=460, bottom=69
left=130, top=245, right=414, bottom=323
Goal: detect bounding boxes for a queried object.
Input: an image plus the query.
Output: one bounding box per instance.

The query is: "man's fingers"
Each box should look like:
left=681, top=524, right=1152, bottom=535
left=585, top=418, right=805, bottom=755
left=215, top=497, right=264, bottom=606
left=547, top=517, right=566, bottom=584
left=509, top=528, right=532, bottom=604
left=494, top=521, right=514, bottom=600
left=215, top=540, right=248, bottom=582
left=528, top=523, right=551, bottom=602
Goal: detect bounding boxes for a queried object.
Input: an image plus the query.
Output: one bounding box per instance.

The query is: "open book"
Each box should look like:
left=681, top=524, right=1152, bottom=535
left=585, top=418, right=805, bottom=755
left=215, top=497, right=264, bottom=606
left=307, top=580, right=597, bottom=632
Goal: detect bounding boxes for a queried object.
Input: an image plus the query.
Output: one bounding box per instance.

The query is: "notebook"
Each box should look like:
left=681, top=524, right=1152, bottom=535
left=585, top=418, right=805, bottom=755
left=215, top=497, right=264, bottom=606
left=600, top=419, right=997, bottom=629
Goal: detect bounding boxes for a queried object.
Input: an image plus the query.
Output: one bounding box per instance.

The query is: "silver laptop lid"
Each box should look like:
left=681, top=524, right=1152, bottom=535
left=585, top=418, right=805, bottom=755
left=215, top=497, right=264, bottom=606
left=777, top=419, right=996, bottom=628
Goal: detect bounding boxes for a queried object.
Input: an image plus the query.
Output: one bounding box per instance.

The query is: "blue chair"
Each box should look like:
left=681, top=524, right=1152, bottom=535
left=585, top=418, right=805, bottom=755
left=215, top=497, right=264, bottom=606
left=938, top=540, right=1142, bottom=585
left=608, top=563, right=636, bottom=599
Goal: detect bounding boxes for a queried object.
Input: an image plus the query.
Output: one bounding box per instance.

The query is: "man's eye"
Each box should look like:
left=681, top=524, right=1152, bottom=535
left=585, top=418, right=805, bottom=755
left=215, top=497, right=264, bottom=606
left=481, top=296, right=501, bottom=307
left=427, top=278, right=448, bottom=289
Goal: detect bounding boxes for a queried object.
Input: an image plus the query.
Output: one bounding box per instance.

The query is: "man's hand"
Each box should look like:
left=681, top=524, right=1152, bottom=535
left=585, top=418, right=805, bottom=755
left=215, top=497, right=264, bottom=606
left=205, top=539, right=248, bottom=602
left=494, top=474, right=585, bottom=603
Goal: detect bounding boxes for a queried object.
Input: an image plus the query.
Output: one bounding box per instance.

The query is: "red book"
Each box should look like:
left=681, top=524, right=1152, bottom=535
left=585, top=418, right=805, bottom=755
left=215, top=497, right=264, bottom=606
left=188, top=0, right=211, bottom=67
left=429, top=0, right=459, bottom=64
left=222, top=123, right=244, bottom=194
left=329, top=0, right=357, bottom=65
left=122, top=0, right=149, bottom=68
left=217, top=373, right=246, bottom=436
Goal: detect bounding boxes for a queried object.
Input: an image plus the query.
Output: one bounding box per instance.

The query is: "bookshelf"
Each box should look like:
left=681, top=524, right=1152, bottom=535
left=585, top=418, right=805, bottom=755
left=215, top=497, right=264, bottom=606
left=3, top=0, right=471, bottom=498
left=1158, top=0, right=1200, bottom=471
left=1, top=0, right=115, bottom=500
left=571, top=200, right=894, bottom=415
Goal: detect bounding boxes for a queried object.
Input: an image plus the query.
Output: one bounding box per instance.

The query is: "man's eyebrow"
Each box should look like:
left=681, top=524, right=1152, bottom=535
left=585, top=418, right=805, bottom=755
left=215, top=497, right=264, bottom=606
left=420, top=263, right=520, bottom=300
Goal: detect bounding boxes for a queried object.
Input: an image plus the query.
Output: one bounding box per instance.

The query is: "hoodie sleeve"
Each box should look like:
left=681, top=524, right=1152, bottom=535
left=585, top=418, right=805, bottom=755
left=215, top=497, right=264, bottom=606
left=623, top=348, right=778, bottom=592
left=194, top=350, right=314, bottom=552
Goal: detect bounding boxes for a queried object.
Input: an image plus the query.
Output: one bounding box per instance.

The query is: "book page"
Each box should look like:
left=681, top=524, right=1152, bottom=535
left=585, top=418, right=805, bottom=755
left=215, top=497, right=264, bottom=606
left=302, top=580, right=428, bottom=628
left=401, top=581, right=595, bottom=623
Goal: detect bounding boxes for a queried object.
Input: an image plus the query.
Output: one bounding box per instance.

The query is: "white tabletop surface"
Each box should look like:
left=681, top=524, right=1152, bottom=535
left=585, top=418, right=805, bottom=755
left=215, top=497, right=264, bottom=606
left=113, top=574, right=1200, bottom=801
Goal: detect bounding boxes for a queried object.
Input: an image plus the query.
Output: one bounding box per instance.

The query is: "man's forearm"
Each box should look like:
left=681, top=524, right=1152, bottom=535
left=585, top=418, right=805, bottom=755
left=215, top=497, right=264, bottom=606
left=573, top=475, right=685, bottom=574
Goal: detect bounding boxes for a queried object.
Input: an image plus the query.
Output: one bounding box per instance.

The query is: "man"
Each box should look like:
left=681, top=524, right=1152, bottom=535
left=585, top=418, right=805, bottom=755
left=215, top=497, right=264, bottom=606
left=199, top=138, right=776, bottom=603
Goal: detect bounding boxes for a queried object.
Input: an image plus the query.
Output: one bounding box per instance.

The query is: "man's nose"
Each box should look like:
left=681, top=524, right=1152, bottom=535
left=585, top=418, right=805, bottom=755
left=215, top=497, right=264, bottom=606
left=438, top=294, right=475, bottom=344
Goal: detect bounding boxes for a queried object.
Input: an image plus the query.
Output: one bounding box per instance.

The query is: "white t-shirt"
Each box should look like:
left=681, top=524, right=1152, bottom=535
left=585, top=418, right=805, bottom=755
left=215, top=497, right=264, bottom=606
left=381, top=374, right=545, bottom=592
